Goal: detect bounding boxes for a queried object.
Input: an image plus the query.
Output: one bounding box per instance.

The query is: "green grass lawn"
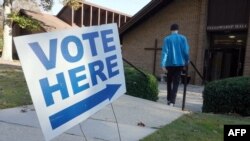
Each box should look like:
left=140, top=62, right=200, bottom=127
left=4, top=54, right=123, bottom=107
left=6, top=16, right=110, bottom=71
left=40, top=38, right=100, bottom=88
left=142, top=112, right=250, bottom=141
left=0, top=64, right=32, bottom=109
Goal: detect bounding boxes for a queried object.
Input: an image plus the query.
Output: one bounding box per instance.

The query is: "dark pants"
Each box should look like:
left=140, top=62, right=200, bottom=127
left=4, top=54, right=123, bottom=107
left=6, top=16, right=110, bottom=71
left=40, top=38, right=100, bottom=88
left=166, top=66, right=183, bottom=104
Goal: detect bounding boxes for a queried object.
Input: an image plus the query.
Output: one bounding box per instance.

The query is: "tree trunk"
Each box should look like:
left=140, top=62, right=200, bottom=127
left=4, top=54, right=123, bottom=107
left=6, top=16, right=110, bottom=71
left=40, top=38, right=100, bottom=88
left=1, top=2, right=13, bottom=61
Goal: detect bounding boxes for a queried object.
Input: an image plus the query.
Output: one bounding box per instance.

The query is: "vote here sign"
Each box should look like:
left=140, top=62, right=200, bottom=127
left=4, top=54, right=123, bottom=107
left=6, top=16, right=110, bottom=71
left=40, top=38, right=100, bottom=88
left=14, top=23, right=126, bottom=141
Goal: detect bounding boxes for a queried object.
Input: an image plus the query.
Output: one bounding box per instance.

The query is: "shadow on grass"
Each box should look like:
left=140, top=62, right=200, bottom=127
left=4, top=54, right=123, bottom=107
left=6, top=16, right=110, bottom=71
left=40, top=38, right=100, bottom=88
left=0, top=64, right=32, bottom=109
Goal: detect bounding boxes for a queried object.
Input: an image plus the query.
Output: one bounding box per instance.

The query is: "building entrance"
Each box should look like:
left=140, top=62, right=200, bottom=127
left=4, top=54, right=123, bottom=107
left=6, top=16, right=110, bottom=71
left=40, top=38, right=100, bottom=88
left=204, top=32, right=247, bottom=81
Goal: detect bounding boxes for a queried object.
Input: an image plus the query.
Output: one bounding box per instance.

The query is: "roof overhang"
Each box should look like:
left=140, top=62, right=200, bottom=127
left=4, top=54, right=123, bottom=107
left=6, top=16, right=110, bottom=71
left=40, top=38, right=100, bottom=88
left=119, top=0, right=174, bottom=35
left=20, top=9, right=75, bottom=32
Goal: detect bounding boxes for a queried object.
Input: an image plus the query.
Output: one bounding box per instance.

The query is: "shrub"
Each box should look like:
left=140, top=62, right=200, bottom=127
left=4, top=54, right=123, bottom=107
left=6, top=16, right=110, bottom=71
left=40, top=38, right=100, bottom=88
left=124, top=66, right=159, bottom=101
left=202, top=77, right=250, bottom=116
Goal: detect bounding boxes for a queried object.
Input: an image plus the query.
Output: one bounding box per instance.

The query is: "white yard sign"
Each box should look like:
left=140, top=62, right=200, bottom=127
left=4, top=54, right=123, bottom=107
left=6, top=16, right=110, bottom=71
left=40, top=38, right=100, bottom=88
left=14, top=24, right=126, bottom=141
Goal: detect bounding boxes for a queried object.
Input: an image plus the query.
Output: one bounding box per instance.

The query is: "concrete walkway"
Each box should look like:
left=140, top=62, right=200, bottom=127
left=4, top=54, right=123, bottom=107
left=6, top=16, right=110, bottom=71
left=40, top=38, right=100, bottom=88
left=158, top=82, right=204, bottom=112
left=0, top=60, right=204, bottom=141
left=0, top=83, right=203, bottom=141
left=0, top=95, right=185, bottom=141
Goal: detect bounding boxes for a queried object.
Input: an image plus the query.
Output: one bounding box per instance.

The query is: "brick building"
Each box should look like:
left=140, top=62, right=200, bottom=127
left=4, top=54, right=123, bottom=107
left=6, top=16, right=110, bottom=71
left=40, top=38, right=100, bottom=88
left=13, top=1, right=130, bottom=34
left=12, top=1, right=130, bottom=58
left=120, top=0, right=250, bottom=84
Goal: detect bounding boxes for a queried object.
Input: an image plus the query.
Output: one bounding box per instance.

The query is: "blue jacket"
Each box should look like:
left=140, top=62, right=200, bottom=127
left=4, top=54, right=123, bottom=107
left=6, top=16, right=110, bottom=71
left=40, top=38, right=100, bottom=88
left=161, top=33, right=189, bottom=67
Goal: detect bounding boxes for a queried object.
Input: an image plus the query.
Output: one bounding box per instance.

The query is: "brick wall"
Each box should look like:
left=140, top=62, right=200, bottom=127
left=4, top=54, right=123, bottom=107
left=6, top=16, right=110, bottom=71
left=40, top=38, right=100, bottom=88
left=243, top=16, right=250, bottom=76
left=194, top=0, right=208, bottom=84
left=122, top=0, right=203, bottom=84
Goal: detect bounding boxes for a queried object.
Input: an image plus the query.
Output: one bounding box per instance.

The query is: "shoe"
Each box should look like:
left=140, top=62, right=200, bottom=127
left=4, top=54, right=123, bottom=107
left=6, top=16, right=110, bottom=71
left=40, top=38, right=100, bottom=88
left=167, top=101, right=171, bottom=105
left=169, top=103, right=174, bottom=107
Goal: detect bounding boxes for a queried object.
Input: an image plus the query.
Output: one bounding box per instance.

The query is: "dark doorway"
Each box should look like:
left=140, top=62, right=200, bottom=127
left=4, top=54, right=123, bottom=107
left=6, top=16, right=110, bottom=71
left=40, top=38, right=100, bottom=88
left=204, top=32, right=247, bottom=81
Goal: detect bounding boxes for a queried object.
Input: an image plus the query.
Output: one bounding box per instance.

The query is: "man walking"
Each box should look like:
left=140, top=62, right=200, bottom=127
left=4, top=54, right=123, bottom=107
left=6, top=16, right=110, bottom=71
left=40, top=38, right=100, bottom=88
left=161, top=24, right=190, bottom=106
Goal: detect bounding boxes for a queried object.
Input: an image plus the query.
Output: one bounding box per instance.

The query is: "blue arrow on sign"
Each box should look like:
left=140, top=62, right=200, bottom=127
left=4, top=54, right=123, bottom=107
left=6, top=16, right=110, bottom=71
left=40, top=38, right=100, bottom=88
left=49, top=84, right=121, bottom=129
